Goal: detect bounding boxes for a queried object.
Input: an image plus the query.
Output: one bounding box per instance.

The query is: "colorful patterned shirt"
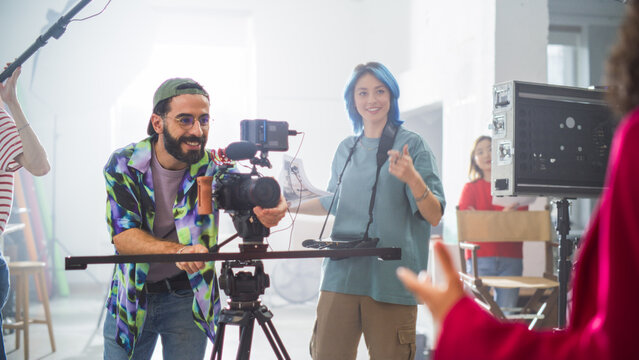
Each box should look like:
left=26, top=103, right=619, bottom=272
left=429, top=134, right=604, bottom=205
left=104, top=135, right=221, bottom=357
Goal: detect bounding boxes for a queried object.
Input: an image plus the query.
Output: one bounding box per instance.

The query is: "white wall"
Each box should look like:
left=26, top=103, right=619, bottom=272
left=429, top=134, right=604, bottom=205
left=0, top=0, right=411, bottom=287
left=399, top=0, right=548, bottom=244
left=398, top=1, right=548, bottom=345
left=550, top=0, right=625, bottom=87
left=0, top=0, right=627, bottom=291
left=250, top=0, right=411, bottom=186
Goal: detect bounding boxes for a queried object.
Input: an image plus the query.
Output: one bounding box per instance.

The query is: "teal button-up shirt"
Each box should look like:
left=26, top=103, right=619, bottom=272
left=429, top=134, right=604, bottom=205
left=319, top=127, right=446, bottom=305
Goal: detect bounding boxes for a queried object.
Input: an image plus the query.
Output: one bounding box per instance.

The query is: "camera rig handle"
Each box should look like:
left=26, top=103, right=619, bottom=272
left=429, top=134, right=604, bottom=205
left=197, top=176, right=214, bottom=215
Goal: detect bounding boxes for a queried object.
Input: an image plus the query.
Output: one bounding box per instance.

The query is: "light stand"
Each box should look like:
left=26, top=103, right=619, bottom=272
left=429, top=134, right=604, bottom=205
left=554, top=198, right=577, bottom=328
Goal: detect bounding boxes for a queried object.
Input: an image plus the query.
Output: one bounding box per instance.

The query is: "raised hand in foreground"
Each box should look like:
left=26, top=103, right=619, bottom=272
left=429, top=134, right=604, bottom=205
left=396, top=241, right=464, bottom=325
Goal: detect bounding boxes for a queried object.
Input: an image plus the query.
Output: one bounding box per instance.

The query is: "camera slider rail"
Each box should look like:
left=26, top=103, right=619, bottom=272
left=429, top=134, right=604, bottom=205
left=301, top=237, right=379, bottom=249
left=64, top=248, right=401, bottom=270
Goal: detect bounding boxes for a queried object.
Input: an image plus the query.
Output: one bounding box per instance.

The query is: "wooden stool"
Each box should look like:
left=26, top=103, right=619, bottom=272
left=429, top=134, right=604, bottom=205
left=4, top=261, right=55, bottom=359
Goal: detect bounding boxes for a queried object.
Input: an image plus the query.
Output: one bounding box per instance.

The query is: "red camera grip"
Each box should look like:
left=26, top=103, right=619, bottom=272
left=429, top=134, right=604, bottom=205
left=197, top=176, right=213, bottom=215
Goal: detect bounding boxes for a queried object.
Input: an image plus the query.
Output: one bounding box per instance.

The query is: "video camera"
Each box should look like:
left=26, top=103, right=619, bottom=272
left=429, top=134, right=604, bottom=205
left=198, top=119, right=295, bottom=247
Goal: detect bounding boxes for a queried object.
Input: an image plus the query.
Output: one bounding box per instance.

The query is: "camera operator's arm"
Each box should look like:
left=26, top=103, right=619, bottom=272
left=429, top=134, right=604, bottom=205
left=288, top=198, right=329, bottom=216
left=105, top=157, right=207, bottom=274
left=254, top=195, right=288, bottom=228
left=113, top=228, right=208, bottom=273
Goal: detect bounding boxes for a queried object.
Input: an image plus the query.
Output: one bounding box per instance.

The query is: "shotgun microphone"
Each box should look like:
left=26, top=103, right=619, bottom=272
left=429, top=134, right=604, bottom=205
left=223, top=141, right=258, bottom=161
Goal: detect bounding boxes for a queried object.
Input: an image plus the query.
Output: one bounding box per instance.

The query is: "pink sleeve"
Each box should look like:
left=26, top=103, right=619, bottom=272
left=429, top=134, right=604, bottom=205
left=434, top=297, right=606, bottom=360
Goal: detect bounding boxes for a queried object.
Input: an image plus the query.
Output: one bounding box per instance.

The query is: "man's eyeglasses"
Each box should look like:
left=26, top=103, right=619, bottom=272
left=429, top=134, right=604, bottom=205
left=168, top=115, right=211, bottom=129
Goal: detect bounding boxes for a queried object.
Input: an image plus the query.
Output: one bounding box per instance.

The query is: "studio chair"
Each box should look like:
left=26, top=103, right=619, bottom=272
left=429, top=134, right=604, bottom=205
left=456, top=209, right=559, bottom=329
left=4, top=261, right=56, bottom=359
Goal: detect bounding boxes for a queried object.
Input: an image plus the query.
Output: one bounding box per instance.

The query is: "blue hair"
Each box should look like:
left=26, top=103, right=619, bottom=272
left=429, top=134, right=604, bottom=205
left=343, top=62, right=404, bottom=134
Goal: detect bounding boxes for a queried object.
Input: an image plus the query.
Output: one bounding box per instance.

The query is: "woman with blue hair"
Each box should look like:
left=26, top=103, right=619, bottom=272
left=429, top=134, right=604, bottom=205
left=295, top=62, right=445, bottom=359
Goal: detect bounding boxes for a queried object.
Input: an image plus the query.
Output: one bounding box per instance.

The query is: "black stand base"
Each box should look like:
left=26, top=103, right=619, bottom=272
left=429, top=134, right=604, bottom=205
left=211, top=300, right=290, bottom=360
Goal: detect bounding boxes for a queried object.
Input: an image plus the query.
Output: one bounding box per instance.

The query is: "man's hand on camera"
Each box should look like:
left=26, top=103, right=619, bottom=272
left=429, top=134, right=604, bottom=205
left=254, top=195, right=287, bottom=228
left=175, top=244, right=209, bottom=274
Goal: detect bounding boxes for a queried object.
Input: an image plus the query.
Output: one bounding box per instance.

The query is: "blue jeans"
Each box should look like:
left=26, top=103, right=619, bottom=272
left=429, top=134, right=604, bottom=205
left=0, top=254, right=9, bottom=360
left=467, top=257, right=523, bottom=309
left=103, top=289, right=207, bottom=360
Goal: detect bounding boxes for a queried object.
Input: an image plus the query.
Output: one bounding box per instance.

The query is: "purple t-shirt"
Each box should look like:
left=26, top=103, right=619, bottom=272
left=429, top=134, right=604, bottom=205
left=145, top=148, right=184, bottom=282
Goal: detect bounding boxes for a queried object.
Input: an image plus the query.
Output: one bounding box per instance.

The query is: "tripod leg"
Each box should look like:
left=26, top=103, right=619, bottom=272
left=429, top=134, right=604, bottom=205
left=254, top=306, right=290, bottom=360
left=236, top=318, right=256, bottom=360
left=211, top=322, right=227, bottom=360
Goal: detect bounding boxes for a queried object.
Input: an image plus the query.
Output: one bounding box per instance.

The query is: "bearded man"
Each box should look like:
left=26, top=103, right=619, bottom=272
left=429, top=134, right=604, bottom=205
left=102, top=78, right=286, bottom=359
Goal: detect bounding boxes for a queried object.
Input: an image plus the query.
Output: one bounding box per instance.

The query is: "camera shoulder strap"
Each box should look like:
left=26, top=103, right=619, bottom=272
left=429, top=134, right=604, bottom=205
left=363, top=121, right=399, bottom=241
left=318, top=121, right=398, bottom=243
left=318, top=133, right=363, bottom=239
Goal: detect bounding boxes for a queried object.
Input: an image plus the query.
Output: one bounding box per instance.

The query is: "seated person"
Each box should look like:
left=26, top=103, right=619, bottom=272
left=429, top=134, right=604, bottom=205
left=459, top=135, right=524, bottom=309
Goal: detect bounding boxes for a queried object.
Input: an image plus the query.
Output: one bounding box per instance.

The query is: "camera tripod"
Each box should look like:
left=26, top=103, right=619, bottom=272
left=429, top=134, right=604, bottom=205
left=64, top=210, right=400, bottom=360
left=211, top=259, right=290, bottom=360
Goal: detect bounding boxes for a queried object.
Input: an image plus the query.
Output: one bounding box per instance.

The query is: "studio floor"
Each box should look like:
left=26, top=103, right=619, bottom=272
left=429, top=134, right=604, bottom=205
left=3, top=283, right=327, bottom=360
left=2, top=258, right=420, bottom=360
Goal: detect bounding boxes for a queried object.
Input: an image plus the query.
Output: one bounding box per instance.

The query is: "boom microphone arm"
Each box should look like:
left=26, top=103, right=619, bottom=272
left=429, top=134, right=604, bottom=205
left=0, top=0, right=92, bottom=83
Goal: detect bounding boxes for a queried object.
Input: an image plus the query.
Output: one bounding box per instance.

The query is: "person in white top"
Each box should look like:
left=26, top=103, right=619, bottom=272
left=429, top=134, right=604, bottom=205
left=0, top=63, right=50, bottom=359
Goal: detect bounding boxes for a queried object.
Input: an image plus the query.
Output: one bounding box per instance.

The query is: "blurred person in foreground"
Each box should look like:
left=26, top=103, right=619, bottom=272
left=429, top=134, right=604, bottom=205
left=397, top=2, right=639, bottom=359
left=0, top=64, right=50, bottom=360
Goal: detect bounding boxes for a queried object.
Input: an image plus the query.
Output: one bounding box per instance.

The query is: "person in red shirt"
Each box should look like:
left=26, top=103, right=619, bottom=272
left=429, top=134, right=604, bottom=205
left=458, top=135, right=522, bottom=309
left=396, top=2, right=639, bottom=359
